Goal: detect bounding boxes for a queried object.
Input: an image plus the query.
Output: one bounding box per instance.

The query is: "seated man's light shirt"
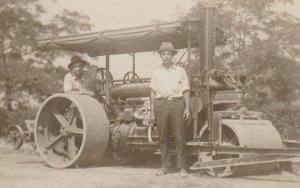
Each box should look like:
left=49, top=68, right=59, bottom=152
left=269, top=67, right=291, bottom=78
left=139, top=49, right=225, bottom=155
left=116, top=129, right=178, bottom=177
left=64, top=72, right=87, bottom=92
left=150, top=65, right=190, bottom=98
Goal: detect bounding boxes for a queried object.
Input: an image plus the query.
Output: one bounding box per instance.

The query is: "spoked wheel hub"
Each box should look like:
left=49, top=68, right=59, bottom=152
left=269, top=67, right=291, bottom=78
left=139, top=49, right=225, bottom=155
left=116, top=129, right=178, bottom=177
left=5, top=125, right=25, bottom=150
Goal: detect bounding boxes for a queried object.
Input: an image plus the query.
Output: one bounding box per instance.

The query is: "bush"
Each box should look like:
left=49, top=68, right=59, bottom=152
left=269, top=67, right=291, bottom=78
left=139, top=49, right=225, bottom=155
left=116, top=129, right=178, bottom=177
left=259, top=103, right=300, bottom=141
left=0, top=108, right=9, bottom=136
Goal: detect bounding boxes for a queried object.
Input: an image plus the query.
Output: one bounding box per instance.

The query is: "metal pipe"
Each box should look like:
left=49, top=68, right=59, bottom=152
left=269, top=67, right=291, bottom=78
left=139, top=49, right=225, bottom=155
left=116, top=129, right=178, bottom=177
left=186, top=21, right=197, bottom=140
left=105, top=54, right=110, bottom=104
left=175, top=49, right=188, bottom=65
left=193, top=88, right=199, bottom=139
left=133, top=53, right=136, bottom=75
left=200, top=7, right=216, bottom=142
left=147, top=126, right=153, bottom=143
left=186, top=142, right=300, bottom=157
left=187, top=22, right=191, bottom=79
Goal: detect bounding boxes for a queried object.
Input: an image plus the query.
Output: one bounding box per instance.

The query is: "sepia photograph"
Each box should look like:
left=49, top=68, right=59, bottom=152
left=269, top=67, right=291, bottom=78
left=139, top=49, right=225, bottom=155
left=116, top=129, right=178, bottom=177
left=0, top=0, right=300, bottom=187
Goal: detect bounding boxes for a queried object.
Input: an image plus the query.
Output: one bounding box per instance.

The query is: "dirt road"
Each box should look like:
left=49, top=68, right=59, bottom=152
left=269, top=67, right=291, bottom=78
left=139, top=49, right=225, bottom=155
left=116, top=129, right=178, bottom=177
left=0, top=142, right=300, bottom=188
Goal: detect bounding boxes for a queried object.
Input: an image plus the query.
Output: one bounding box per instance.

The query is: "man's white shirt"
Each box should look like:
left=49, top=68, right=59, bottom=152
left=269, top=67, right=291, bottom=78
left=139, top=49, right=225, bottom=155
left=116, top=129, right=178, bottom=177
left=150, top=64, right=190, bottom=98
left=64, top=72, right=86, bottom=92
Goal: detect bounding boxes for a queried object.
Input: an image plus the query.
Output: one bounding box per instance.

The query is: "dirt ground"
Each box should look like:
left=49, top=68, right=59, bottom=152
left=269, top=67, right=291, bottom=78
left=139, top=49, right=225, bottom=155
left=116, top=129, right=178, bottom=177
left=0, top=139, right=300, bottom=188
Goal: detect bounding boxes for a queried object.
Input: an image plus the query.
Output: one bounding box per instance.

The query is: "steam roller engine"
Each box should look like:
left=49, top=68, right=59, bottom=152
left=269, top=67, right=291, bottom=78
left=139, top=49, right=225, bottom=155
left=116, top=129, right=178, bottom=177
left=108, top=81, right=158, bottom=162
left=33, top=67, right=297, bottom=178
left=34, top=69, right=285, bottom=175
left=33, top=7, right=300, bottom=175
left=34, top=75, right=159, bottom=168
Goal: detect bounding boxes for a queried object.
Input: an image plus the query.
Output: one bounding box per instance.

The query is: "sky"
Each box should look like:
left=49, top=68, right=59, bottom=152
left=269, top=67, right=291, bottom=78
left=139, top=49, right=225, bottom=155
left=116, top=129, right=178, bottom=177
left=44, top=0, right=195, bottom=30
left=273, top=0, right=300, bottom=18
left=43, top=0, right=197, bottom=78
left=42, top=0, right=300, bottom=79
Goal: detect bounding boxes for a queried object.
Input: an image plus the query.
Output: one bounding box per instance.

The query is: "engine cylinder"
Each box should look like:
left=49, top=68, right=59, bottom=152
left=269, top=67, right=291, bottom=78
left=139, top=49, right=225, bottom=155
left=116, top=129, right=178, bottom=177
left=110, top=83, right=151, bottom=99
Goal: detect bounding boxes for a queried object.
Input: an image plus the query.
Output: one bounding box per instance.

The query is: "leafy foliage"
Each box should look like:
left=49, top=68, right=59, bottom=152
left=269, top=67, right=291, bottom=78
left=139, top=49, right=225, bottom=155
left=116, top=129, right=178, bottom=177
left=185, top=0, right=300, bottom=139
left=187, top=0, right=300, bottom=105
left=0, top=0, right=92, bottom=134
left=0, top=108, right=8, bottom=136
left=0, top=0, right=92, bottom=102
left=260, top=103, right=300, bottom=140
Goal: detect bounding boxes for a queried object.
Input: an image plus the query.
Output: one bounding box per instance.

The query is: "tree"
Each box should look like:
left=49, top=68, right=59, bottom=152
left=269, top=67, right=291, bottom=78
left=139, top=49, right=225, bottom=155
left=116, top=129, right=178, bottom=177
left=0, top=0, right=92, bottom=111
left=186, top=0, right=300, bottom=106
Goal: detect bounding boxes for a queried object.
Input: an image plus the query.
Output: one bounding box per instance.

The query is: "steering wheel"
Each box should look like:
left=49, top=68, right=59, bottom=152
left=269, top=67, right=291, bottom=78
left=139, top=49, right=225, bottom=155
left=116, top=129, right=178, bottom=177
left=92, top=68, right=113, bottom=84
left=92, top=68, right=113, bottom=95
left=123, top=71, right=139, bottom=84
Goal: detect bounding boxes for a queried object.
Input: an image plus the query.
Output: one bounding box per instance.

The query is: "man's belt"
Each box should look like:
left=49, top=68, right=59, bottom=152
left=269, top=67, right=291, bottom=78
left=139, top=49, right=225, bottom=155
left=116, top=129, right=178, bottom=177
left=156, top=97, right=183, bottom=101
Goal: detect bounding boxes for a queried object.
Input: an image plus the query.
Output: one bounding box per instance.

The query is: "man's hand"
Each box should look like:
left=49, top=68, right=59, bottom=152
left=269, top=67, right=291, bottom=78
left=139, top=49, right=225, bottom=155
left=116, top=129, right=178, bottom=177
left=183, top=108, right=190, bottom=121
left=182, top=90, right=190, bottom=121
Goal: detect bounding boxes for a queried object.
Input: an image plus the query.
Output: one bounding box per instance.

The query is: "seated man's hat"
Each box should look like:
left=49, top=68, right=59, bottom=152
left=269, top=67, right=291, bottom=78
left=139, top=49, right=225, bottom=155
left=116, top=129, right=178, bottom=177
left=68, top=55, right=87, bottom=69
left=157, top=42, right=178, bottom=55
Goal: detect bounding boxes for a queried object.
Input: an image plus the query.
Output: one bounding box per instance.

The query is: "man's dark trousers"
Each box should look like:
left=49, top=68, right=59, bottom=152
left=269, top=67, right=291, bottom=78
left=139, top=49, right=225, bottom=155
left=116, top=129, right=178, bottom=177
left=154, top=98, right=186, bottom=169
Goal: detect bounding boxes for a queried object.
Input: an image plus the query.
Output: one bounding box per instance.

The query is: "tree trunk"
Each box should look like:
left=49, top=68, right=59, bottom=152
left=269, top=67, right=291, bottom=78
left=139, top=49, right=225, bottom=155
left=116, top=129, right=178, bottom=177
left=4, top=77, right=13, bottom=111
left=1, top=51, right=13, bottom=111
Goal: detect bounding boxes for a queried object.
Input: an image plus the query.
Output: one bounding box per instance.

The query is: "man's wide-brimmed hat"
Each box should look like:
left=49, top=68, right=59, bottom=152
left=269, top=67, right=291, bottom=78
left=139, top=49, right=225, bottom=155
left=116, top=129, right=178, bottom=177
left=68, top=55, right=87, bottom=69
left=157, top=42, right=178, bottom=55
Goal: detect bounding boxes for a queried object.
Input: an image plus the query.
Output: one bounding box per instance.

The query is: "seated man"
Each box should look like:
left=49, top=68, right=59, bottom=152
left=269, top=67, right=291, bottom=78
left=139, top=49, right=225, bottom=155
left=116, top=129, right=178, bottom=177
left=64, top=55, right=94, bottom=96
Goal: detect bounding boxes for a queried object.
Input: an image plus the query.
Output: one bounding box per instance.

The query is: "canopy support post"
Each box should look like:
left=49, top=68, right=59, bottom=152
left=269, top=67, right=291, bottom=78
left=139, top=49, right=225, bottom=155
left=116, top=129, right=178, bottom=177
left=186, top=21, right=198, bottom=140
left=133, top=53, right=136, bottom=75
left=105, top=54, right=110, bottom=104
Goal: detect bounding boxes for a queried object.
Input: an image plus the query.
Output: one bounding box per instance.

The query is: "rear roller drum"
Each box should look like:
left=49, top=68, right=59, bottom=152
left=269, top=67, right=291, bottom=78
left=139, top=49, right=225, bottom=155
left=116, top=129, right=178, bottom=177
left=34, top=94, right=109, bottom=168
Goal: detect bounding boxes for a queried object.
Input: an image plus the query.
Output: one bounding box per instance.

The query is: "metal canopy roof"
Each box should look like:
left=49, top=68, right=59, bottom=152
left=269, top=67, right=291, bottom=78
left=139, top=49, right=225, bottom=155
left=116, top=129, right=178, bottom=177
left=38, top=20, right=201, bottom=57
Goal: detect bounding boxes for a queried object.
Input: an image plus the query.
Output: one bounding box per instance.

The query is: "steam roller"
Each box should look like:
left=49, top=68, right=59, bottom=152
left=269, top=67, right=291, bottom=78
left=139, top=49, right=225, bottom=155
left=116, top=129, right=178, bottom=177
left=198, top=119, right=283, bottom=177
left=33, top=6, right=300, bottom=176
left=34, top=93, right=109, bottom=168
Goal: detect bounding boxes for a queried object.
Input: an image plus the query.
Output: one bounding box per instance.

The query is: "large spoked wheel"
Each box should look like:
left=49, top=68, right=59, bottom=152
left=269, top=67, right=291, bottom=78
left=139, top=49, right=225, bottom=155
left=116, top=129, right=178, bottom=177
left=92, top=68, right=114, bottom=96
left=34, top=94, right=109, bottom=168
left=123, top=71, right=139, bottom=84
left=199, top=119, right=283, bottom=177
left=5, top=125, right=25, bottom=150
left=92, top=68, right=113, bottom=85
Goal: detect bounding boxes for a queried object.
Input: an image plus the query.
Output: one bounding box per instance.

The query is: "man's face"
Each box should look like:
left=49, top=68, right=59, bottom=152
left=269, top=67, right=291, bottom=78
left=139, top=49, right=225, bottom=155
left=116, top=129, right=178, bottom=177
left=160, top=51, right=173, bottom=64
left=71, top=62, right=84, bottom=77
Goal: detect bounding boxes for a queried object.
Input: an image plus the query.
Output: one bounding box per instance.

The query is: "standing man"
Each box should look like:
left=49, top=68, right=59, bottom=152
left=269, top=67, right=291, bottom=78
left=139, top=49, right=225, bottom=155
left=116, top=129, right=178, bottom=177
left=64, top=55, right=94, bottom=96
left=150, top=42, right=190, bottom=177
